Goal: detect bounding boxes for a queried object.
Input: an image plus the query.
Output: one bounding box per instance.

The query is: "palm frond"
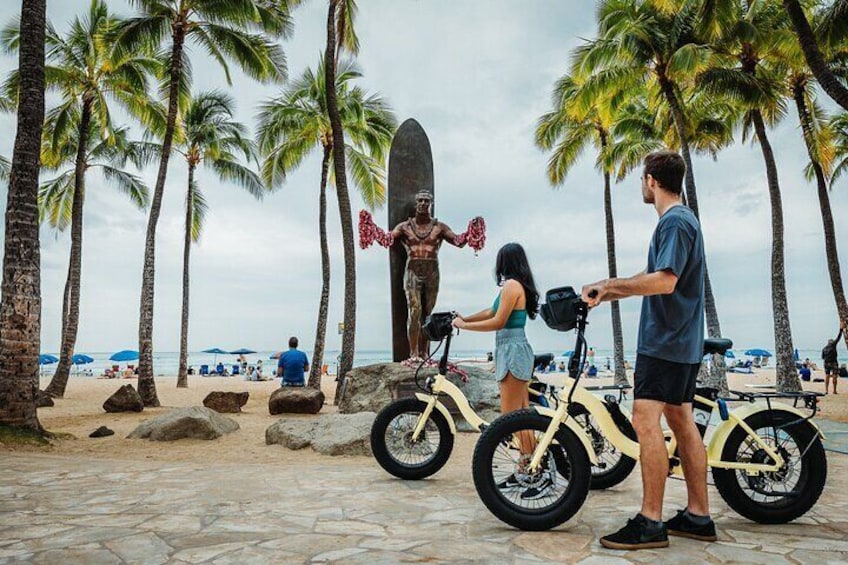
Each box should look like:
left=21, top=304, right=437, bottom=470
left=187, top=179, right=208, bottom=243
left=99, top=165, right=150, bottom=208
left=344, top=145, right=385, bottom=210
left=210, top=157, right=266, bottom=199
left=38, top=171, right=75, bottom=231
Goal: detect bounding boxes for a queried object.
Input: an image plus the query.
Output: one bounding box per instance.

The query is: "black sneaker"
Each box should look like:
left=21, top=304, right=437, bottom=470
left=497, top=474, right=521, bottom=491
left=665, top=509, right=717, bottom=542
left=520, top=475, right=554, bottom=500
left=600, top=514, right=669, bottom=550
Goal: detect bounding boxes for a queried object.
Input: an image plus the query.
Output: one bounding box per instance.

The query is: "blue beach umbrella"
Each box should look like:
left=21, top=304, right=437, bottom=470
left=563, top=351, right=575, bottom=357
left=72, top=354, right=94, bottom=365
left=203, top=347, right=228, bottom=364
left=745, top=349, right=772, bottom=357
left=39, top=354, right=58, bottom=365
left=725, top=351, right=735, bottom=359
left=110, top=350, right=139, bottom=362
left=229, top=348, right=256, bottom=355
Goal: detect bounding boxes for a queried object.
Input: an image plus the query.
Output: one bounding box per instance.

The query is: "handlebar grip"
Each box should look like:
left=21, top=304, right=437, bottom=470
left=588, top=289, right=598, bottom=299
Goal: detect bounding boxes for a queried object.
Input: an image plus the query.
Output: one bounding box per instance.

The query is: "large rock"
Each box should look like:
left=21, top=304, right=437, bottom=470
left=127, top=407, right=239, bottom=441
left=337, top=363, right=500, bottom=429
left=203, top=391, right=249, bottom=413
left=265, top=412, right=376, bottom=456
left=103, top=384, right=144, bottom=413
left=268, top=387, right=324, bottom=415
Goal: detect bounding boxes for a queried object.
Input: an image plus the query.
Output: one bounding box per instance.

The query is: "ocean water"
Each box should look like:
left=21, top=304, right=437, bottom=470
left=40, top=347, right=846, bottom=377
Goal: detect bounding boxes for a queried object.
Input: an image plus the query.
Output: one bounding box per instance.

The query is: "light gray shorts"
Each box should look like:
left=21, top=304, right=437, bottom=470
left=494, top=327, right=534, bottom=382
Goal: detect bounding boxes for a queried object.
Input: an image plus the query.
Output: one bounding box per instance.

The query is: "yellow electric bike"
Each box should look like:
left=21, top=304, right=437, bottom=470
left=371, top=312, right=636, bottom=487
left=472, top=287, right=827, bottom=531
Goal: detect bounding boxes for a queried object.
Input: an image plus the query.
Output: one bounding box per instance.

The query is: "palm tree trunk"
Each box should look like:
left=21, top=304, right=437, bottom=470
left=45, top=98, right=92, bottom=398
left=783, top=0, right=848, bottom=112
left=793, top=86, right=848, bottom=348
left=750, top=109, right=800, bottom=392
left=308, top=145, right=332, bottom=389
left=599, top=133, right=627, bottom=385
left=138, top=25, right=186, bottom=407
left=325, top=0, right=356, bottom=404
left=0, top=0, right=46, bottom=431
left=177, top=164, right=195, bottom=388
left=658, top=74, right=728, bottom=391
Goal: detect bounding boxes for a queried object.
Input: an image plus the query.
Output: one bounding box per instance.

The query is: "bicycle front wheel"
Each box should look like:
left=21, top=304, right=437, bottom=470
left=472, top=408, right=591, bottom=531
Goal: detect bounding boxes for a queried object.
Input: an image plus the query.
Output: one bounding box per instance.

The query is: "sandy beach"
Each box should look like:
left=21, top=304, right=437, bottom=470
left=3, top=367, right=846, bottom=464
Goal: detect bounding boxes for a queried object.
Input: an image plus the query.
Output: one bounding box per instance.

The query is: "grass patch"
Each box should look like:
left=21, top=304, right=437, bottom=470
left=0, top=425, right=50, bottom=446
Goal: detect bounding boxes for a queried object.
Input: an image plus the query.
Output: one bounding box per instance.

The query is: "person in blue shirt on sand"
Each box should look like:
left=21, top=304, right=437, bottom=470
left=278, top=336, right=310, bottom=387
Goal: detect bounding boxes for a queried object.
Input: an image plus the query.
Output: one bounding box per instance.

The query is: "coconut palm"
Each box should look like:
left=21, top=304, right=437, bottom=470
left=115, top=0, right=292, bottom=406
left=0, top=0, right=45, bottom=432
left=323, top=0, right=361, bottom=401
left=37, top=118, right=152, bottom=395
left=536, top=73, right=661, bottom=386
left=0, top=156, right=9, bottom=180
left=257, top=56, right=396, bottom=389
left=782, top=0, right=848, bottom=111
left=3, top=0, right=159, bottom=398
left=165, top=91, right=266, bottom=388
left=697, top=0, right=801, bottom=391
left=835, top=112, right=848, bottom=183
left=588, top=0, right=728, bottom=368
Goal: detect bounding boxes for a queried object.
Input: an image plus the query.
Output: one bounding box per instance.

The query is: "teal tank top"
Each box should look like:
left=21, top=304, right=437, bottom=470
left=493, top=293, right=527, bottom=329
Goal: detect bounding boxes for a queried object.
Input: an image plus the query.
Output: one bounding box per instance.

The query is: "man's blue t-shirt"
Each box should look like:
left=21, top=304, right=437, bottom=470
left=637, top=205, right=705, bottom=365
left=278, top=348, right=309, bottom=385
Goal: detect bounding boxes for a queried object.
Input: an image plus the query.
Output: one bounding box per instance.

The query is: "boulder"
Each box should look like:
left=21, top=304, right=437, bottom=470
left=103, top=384, right=144, bottom=413
left=127, top=407, right=239, bottom=441
left=203, top=391, right=249, bottom=413
left=337, top=363, right=500, bottom=430
left=265, top=412, right=376, bottom=456
left=36, top=390, right=54, bottom=408
left=268, top=387, right=324, bottom=415
left=89, top=426, right=115, bottom=438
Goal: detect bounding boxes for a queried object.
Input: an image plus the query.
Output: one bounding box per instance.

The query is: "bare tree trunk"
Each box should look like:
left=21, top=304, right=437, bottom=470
left=658, top=74, right=728, bottom=391
left=750, top=110, right=801, bottom=392
left=177, top=164, right=196, bottom=388
left=138, top=25, right=186, bottom=407
left=600, top=149, right=627, bottom=385
left=793, top=86, right=848, bottom=349
left=0, top=0, right=46, bottom=432
left=783, top=0, right=848, bottom=111
left=45, top=99, right=92, bottom=398
left=325, top=0, right=356, bottom=405
left=308, top=145, right=332, bottom=389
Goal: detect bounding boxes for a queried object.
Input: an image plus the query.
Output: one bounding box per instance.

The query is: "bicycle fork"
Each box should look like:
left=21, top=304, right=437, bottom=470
left=528, top=400, right=571, bottom=472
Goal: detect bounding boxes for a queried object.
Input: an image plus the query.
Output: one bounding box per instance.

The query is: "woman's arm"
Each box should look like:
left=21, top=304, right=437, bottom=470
left=455, top=281, right=521, bottom=332
left=461, top=307, right=495, bottom=323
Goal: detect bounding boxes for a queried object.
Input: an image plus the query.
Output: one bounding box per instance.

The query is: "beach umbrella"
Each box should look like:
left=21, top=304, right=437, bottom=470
left=39, top=354, right=58, bottom=365
left=725, top=351, right=735, bottom=359
left=203, top=347, right=228, bottom=364
left=794, top=348, right=800, bottom=362
left=745, top=349, right=772, bottom=357
left=109, top=349, right=139, bottom=362
left=72, top=354, right=94, bottom=365
left=229, top=348, right=256, bottom=355
left=563, top=351, right=574, bottom=357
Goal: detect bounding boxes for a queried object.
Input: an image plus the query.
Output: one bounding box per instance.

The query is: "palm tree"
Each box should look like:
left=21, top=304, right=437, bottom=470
left=782, top=0, right=848, bottom=111
left=3, top=0, right=158, bottom=398
left=116, top=0, right=292, bottom=406
left=324, top=0, right=361, bottom=402
left=0, top=156, right=9, bottom=180
left=257, top=56, right=396, bottom=389
left=37, top=119, right=152, bottom=396
left=589, top=0, right=728, bottom=375
left=784, top=13, right=848, bottom=351
left=168, top=91, right=266, bottom=388
left=698, top=1, right=801, bottom=391
left=835, top=112, right=848, bottom=182
left=536, top=73, right=661, bottom=386
left=0, top=0, right=46, bottom=432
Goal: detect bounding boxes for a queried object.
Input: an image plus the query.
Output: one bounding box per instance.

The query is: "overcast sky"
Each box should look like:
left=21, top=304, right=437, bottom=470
left=1, top=1, right=847, bottom=358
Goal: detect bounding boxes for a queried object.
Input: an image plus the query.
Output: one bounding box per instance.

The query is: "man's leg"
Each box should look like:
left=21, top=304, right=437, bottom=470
left=419, top=265, right=439, bottom=358
left=404, top=268, right=423, bottom=358
left=632, top=399, right=668, bottom=521
left=664, top=403, right=709, bottom=516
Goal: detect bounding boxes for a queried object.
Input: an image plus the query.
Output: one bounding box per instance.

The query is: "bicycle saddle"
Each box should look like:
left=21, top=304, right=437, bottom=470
left=703, top=338, right=733, bottom=356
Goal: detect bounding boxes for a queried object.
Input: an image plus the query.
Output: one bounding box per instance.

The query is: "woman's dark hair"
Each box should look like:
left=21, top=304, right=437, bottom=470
left=495, top=243, right=540, bottom=319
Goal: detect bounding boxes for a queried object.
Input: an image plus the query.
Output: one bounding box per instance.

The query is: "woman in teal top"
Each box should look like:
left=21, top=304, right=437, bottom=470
left=453, top=242, right=539, bottom=418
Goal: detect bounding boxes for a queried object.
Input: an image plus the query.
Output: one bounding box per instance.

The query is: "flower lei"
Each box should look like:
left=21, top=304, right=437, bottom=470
left=359, top=210, right=487, bottom=255
left=401, top=357, right=469, bottom=382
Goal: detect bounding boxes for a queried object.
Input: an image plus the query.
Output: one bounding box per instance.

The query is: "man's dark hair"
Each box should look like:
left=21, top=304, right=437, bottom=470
left=644, top=150, right=686, bottom=195
left=289, top=336, right=298, bottom=348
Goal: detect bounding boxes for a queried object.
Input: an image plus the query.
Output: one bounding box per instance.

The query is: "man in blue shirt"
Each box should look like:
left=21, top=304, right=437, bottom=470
left=583, top=150, right=713, bottom=550
left=278, top=336, right=309, bottom=387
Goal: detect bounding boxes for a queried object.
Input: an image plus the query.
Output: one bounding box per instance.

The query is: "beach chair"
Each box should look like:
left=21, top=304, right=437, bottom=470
left=232, top=364, right=240, bottom=376
left=200, top=364, right=209, bottom=376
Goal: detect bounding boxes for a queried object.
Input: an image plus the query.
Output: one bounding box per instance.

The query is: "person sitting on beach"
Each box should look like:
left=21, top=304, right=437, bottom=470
left=278, top=336, right=309, bottom=387
left=799, top=362, right=811, bottom=382
left=121, top=366, right=134, bottom=378
left=840, top=364, right=848, bottom=379
left=215, top=362, right=225, bottom=375
left=823, top=321, right=846, bottom=394
left=558, top=361, right=566, bottom=372
left=102, top=367, right=116, bottom=379
left=187, top=366, right=195, bottom=375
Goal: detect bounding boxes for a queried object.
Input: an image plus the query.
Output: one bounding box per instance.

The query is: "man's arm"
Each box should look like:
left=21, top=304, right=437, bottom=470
left=441, top=222, right=467, bottom=248
left=582, top=270, right=678, bottom=307
left=390, top=221, right=406, bottom=242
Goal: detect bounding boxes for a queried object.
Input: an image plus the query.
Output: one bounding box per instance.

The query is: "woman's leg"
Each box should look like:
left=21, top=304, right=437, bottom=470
left=500, top=372, right=535, bottom=454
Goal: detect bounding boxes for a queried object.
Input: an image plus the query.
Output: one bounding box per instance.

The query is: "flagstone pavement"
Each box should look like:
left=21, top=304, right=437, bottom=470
left=2, top=439, right=848, bottom=564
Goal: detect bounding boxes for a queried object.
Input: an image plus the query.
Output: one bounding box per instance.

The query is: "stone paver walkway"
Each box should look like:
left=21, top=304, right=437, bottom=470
left=2, top=444, right=848, bottom=564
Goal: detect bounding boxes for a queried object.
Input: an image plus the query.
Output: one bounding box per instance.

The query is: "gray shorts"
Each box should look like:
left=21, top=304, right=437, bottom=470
left=495, top=328, right=534, bottom=382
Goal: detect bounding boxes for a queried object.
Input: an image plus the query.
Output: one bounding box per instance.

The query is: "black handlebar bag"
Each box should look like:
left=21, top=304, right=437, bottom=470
left=540, top=286, right=581, bottom=332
